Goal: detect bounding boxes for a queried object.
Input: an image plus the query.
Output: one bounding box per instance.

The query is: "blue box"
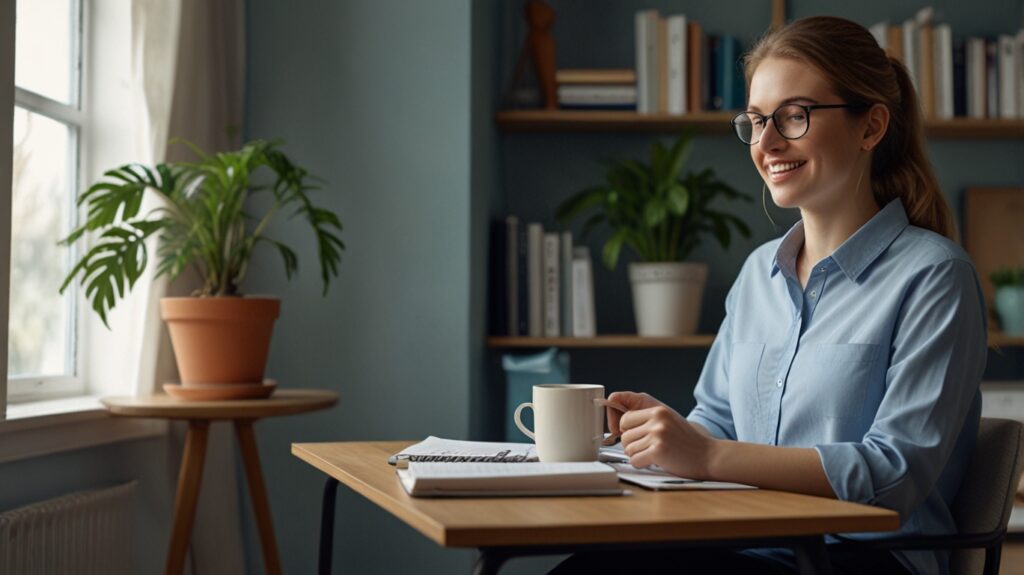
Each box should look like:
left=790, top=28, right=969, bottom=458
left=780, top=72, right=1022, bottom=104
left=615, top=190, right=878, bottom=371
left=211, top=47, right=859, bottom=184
left=501, top=348, right=570, bottom=442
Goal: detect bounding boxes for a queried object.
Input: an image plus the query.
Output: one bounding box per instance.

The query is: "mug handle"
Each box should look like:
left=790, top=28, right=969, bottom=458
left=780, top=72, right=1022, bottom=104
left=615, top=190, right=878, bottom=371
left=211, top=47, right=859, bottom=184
left=595, top=398, right=629, bottom=446
left=513, top=402, right=536, bottom=440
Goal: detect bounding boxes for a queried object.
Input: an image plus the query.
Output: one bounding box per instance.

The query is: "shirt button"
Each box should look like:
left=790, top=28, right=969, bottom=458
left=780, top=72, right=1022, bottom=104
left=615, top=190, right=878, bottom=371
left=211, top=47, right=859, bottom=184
left=809, top=290, right=817, bottom=297
left=776, top=379, right=783, bottom=387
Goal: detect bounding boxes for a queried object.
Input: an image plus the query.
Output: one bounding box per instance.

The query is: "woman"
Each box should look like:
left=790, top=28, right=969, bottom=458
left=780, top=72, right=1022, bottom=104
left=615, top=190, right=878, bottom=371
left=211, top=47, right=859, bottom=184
left=551, top=15, right=987, bottom=575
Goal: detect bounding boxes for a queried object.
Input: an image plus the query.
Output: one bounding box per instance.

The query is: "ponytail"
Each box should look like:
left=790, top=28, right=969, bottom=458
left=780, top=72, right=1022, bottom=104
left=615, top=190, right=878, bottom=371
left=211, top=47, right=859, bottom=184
left=744, top=17, right=957, bottom=241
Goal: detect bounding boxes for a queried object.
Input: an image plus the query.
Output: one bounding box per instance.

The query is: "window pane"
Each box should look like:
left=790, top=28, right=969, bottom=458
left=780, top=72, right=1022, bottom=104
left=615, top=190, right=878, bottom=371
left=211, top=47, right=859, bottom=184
left=9, top=107, right=74, bottom=378
left=15, top=0, right=75, bottom=105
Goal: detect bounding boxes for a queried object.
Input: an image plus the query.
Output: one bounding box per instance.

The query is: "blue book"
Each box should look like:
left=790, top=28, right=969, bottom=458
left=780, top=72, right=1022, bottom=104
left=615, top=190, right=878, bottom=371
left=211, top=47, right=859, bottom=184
left=719, top=35, right=745, bottom=110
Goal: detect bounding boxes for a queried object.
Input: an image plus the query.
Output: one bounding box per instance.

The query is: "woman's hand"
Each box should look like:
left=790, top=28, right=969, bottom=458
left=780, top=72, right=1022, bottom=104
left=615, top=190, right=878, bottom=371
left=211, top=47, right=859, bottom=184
left=607, top=391, right=716, bottom=480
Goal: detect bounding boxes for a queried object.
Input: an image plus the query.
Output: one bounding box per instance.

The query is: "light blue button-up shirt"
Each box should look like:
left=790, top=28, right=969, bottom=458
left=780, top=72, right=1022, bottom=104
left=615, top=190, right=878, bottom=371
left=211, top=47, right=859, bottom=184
left=688, top=199, right=987, bottom=575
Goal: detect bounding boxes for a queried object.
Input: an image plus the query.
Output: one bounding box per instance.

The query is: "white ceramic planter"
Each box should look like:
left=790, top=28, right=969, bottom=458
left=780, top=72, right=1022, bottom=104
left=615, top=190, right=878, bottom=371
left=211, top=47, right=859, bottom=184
left=996, top=286, right=1024, bottom=335
left=628, top=262, right=708, bottom=336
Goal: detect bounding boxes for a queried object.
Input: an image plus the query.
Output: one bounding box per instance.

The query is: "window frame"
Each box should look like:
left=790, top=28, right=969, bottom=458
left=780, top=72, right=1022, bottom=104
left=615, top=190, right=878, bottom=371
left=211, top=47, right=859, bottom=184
left=6, top=0, right=86, bottom=404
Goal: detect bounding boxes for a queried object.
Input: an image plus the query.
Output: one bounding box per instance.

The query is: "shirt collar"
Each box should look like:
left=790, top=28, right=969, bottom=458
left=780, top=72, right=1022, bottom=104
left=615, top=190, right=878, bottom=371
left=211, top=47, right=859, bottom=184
left=770, top=199, right=909, bottom=281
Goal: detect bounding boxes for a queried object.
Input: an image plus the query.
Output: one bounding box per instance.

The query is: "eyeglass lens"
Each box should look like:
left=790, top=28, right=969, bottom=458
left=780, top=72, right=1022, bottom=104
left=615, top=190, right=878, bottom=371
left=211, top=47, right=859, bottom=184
left=733, top=104, right=809, bottom=144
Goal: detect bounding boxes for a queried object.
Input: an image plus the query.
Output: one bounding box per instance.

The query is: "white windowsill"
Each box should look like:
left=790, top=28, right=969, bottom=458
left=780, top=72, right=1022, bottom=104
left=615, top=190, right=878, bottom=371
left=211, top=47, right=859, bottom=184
left=0, top=395, right=168, bottom=464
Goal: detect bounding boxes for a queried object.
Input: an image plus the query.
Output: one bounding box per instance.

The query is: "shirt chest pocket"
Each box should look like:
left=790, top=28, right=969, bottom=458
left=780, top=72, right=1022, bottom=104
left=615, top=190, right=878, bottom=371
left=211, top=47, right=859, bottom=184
left=794, top=343, right=883, bottom=420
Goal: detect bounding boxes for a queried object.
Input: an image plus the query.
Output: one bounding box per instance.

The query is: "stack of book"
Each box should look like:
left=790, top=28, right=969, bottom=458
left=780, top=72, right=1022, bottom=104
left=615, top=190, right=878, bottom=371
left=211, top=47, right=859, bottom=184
left=633, top=9, right=745, bottom=115
left=556, top=69, right=637, bottom=110
left=489, top=217, right=596, bottom=339
left=869, top=7, right=1024, bottom=119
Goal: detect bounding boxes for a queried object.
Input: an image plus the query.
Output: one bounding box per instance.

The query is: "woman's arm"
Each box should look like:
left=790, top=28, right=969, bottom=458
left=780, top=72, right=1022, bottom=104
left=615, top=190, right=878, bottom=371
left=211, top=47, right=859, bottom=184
left=611, top=391, right=835, bottom=497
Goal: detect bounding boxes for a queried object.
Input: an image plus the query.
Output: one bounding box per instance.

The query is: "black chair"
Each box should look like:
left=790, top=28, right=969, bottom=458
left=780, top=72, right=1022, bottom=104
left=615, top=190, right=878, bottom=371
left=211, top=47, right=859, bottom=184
left=831, top=417, right=1024, bottom=575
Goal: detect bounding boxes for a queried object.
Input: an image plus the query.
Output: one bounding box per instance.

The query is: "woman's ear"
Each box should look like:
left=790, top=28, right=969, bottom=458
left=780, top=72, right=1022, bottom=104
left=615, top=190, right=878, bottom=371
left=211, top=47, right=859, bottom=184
left=861, top=103, right=889, bottom=151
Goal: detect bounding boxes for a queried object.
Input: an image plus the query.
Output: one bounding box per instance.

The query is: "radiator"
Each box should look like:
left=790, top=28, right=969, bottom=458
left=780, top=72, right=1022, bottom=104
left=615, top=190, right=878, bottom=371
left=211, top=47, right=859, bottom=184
left=0, top=481, right=137, bottom=575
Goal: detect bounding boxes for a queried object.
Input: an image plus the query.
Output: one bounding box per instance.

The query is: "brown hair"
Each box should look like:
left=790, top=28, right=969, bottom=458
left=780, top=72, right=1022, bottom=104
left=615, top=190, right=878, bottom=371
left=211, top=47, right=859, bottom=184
left=743, top=16, right=957, bottom=240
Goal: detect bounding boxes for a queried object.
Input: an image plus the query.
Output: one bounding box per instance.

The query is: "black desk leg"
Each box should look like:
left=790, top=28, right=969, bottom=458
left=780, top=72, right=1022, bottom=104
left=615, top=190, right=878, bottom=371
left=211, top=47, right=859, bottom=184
left=319, top=477, right=340, bottom=575
left=792, top=536, right=833, bottom=575
left=473, top=549, right=510, bottom=575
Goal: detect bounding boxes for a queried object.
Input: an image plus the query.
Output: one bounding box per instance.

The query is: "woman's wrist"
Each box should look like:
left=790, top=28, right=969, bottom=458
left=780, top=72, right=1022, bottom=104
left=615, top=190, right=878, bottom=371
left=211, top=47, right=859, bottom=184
left=702, top=436, right=727, bottom=480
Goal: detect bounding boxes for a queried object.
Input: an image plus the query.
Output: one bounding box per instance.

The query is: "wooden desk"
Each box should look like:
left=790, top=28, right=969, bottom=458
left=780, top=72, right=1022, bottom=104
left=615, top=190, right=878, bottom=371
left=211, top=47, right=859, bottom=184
left=292, top=441, right=900, bottom=575
left=104, top=389, right=338, bottom=575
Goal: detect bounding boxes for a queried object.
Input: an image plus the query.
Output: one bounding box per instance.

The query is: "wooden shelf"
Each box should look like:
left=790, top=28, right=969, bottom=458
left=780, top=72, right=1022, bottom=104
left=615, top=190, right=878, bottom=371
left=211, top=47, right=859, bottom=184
left=487, top=335, right=717, bottom=348
left=990, top=331, right=1024, bottom=348
left=488, top=332, right=1024, bottom=349
left=496, top=110, right=1024, bottom=139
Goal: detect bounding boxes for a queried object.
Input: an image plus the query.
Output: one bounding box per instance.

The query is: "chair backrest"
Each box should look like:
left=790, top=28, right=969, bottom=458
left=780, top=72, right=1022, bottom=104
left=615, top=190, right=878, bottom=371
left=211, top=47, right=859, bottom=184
left=950, top=417, right=1024, bottom=575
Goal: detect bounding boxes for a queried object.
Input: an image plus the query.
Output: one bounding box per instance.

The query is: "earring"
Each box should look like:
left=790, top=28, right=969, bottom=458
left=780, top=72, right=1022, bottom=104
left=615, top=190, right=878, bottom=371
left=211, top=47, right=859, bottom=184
left=762, top=182, right=778, bottom=229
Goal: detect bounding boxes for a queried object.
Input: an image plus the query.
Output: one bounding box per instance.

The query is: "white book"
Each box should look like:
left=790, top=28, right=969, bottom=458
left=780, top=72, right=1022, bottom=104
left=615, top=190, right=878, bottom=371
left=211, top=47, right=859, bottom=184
left=666, top=14, right=687, bottom=116
left=560, top=231, right=574, bottom=339
left=572, top=247, right=596, bottom=338
left=388, top=436, right=538, bottom=467
left=869, top=21, right=888, bottom=50
left=645, top=10, right=659, bottom=114
left=935, top=24, right=954, bottom=120
left=527, top=223, right=544, bottom=337
left=542, top=233, right=560, bottom=337
left=902, top=16, right=918, bottom=92
left=397, top=461, right=623, bottom=497
left=967, top=37, right=987, bottom=119
left=557, top=85, right=638, bottom=105
left=998, top=35, right=1017, bottom=118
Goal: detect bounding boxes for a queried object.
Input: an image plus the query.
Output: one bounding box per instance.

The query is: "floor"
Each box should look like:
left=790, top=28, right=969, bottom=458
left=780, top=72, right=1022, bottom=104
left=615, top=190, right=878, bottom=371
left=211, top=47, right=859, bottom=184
left=1005, top=539, right=1024, bottom=574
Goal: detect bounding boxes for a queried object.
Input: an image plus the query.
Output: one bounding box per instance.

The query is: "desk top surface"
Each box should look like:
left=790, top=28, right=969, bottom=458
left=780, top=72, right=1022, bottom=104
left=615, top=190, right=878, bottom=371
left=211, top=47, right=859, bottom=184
left=102, top=389, right=338, bottom=420
left=292, top=440, right=900, bottom=548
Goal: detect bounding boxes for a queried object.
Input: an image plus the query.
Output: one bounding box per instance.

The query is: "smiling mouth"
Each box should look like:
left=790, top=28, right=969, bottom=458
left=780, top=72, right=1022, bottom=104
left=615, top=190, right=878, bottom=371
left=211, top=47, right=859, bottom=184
left=767, top=161, right=807, bottom=175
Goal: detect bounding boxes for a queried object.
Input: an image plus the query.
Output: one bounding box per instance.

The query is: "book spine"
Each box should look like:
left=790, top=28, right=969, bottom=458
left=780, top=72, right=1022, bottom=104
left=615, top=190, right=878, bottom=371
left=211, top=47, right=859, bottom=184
left=645, top=11, right=659, bottom=114
left=572, top=247, right=596, bottom=338
left=517, top=224, right=529, bottom=336
left=887, top=25, right=904, bottom=62
left=986, top=39, right=998, bottom=118
left=634, top=11, right=648, bottom=114
left=869, top=21, right=888, bottom=50
left=902, top=17, right=918, bottom=91
left=919, top=22, right=935, bottom=119
left=489, top=218, right=508, bottom=337
left=953, top=36, right=967, bottom=118
left=998, top=35, right=1017, bottom=119
left=967, top=38, right=986, bottom=119
left=707, top=34, right=721, bottom=111
left=687, top=20, right=703, bottom=113
left=542, top=233, right=560, bottom=337
left=936, top=25, right=953, bottom=120
left=719, top=35, right=743, bottom=110
left=667, top=15, right=686, bottom=115
left=560, top=231, right=574, bottom=339
left=527, top=223, right=543, bottom=337
left=657, top=15, right=668, bottom=114
left=1017, top=30, right=1024, bottom=119
left=505, top=216, right=519, bottom=336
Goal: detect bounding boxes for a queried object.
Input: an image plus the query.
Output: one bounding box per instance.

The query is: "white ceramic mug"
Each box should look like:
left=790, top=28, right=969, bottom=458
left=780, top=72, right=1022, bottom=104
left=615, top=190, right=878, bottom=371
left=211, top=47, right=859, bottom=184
left=514, top=384, right=606, bottom=462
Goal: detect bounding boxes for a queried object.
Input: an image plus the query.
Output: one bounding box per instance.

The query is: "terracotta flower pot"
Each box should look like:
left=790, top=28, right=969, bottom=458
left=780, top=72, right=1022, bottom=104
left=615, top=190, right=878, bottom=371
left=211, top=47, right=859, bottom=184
left=160, top=297, right=281, bottom=385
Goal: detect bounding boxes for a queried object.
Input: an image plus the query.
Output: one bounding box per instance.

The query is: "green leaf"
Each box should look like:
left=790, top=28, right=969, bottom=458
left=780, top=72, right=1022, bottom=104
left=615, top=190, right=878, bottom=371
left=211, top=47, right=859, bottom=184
left=602, top=229, right=628, bottom=270
left=556, top=186, right=608, bottom=224
left=643, top=200, right=667, bottom=228
left=666, top=184, right=689, bottom=216
left=665, top=132, right=694, bottom=182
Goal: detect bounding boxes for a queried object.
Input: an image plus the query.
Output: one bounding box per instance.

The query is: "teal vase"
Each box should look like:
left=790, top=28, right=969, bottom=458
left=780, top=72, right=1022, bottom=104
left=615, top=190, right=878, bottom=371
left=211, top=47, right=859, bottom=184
left=995, top=287, right=1024, bottom=336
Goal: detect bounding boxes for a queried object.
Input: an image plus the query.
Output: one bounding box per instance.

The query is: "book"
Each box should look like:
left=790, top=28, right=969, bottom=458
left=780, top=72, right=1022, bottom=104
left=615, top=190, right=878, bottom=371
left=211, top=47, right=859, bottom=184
left=886, top=24, right=904, bottom=62
left=967, top=37, right=987, bottom=119
left=707, top=34, right=721, bottom=110
left=397, top=461, right=624, bottom=497
left=516, top=221, right=529, bottom=336
left=556, top=69, right=636, bottom=85
left=572, top=247, right=596, bottom=338
left=489, top=219, right=509, bottom=336
left=869, top=21, right=888, bottom=51
left=388, top=436, right=538, bottom=467
left=557, top=85, right=638, bottom=107
left=719, top=35, right=744, bottom=111
left=505, top=216, right=520, bottom=336
left=918, top=19, right=935, bottom=119
left=934, top=24, right=954, bottom=120
left=657, top=15, right=669, bottom=114
left=560, top=231, right=574, bottom=338
left=635, top=9, right=659, bottom=114
left=527, top=223, right=544, bottom=337
left=998, top=34, right=1017, bottom=119
left=666, top=14, right=687, bottom=115
left=687, top=20, right=704, bottom=113
left=953, top=36, right=967, bottom=118
left=902, top=15, right=918, bottom=91
left=542, top=232, right=561, bottom=337
left=610, top=464, right=756, bottom=491
left=987, top=38, right=999, bottom=118
left=1017, top=30, right=1024, bottom=119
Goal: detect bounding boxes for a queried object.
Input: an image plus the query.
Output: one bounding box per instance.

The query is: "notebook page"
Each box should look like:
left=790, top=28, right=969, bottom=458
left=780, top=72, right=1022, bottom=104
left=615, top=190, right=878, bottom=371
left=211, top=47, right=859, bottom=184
left=388, top=436, right=538, bottom=466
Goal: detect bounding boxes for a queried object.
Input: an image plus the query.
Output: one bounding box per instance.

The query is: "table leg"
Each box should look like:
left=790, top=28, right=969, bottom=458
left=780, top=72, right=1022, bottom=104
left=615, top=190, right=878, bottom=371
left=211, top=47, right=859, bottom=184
left=473, top=549, right=510, bottom=575
left=319, top=477, right=339, bottom=575
left=235, top=420, right=283, bottom=575
left=792, top=536, right=833, bottom=575
left=165, top=420, right=210, bottom=575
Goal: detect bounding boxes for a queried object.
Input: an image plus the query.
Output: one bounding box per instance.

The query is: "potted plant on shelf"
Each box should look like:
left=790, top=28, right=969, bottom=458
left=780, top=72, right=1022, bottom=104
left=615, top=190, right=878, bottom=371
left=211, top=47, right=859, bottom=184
left=992, top=267, right=1024, bottom=336
left=59, top=139, right=344, bottom=399
left=555, top=132, right=750, bottom=336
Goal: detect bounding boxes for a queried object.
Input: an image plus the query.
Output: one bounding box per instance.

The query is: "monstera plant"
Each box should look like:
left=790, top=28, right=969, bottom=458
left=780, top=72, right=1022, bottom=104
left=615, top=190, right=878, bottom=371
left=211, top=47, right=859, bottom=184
left=60, top=139, right=344, bottom=398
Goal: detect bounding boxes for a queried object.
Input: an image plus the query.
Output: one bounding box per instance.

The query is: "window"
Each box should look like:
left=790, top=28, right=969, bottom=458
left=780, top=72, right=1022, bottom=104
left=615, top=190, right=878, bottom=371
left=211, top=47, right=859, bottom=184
left=8, top=0, right=83, bottom=402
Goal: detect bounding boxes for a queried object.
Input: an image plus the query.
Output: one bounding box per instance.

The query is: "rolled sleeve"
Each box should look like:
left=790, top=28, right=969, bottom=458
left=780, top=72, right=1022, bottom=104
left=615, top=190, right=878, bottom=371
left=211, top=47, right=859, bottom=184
left=814, top=258, right=987, bottom=517
left=688, top=289, right=738, bottom=441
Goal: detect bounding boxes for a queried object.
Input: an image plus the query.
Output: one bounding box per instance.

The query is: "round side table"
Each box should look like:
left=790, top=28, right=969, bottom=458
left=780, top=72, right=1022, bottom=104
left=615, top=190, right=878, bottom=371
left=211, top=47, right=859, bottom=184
left=102, top=389, right=338, bottom=575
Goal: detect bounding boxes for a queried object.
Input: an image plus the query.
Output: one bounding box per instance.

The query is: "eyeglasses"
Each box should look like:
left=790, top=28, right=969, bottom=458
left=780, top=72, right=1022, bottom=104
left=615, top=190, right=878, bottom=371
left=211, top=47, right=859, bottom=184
left=730, top=103, right=869, bottom=145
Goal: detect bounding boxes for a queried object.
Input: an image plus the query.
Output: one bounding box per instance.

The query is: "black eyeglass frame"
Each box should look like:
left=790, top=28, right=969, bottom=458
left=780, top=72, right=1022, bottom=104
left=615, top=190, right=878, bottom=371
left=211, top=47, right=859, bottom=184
left=730, top=103, right=871, bottom=145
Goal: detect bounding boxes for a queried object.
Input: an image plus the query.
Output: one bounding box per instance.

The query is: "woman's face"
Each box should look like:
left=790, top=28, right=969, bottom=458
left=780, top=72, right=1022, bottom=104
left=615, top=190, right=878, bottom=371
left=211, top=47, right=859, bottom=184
left=747, top=57, right=866, bottom=213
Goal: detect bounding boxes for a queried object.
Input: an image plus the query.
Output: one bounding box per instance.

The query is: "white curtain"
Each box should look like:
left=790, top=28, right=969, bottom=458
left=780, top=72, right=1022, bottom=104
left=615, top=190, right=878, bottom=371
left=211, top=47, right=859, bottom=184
left=130, top=0, right=247, bottom=572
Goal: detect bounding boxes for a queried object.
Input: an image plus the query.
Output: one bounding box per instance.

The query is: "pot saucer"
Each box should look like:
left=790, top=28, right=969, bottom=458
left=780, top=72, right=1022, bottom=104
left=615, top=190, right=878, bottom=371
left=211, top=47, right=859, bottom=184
left=164, top=379, right=277, bottom=401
